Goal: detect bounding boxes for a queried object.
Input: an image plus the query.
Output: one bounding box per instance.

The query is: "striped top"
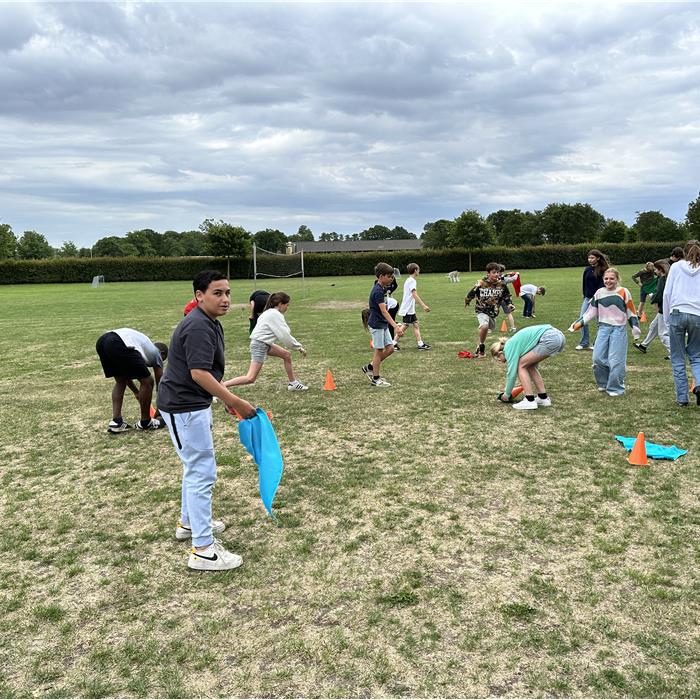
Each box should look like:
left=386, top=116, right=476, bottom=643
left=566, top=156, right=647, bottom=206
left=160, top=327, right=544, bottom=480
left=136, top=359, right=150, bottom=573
left=579, top=286, right=640, bottom=329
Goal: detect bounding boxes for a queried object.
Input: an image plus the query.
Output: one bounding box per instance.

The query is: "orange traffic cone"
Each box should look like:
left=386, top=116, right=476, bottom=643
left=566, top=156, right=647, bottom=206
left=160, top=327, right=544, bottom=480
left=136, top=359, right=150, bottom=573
left=640, top=310, right=647, bottom=323
left=628, top=431, right=649, bottom=466
left=511, top=386, right=524, bottom=398
left=149, top=405, right=156, bottom=418
left=500, top=319, right=508, bottom=332
left=323, top=369, right=337, bottom=391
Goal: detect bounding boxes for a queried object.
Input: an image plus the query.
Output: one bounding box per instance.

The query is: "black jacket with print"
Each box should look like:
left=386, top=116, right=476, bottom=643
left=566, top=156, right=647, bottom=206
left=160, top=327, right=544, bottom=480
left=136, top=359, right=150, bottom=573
left=465, top=277, right=513, bottom=318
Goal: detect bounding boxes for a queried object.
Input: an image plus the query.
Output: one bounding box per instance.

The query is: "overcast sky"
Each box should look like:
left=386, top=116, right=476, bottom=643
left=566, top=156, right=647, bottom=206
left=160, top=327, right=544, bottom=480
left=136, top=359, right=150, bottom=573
left=1, top=1, right=699, bottom=248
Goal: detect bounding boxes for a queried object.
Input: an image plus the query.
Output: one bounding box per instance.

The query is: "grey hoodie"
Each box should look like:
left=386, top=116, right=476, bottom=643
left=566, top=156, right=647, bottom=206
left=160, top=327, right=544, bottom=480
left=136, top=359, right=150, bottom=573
left=663, top=260, right=700, bottom=327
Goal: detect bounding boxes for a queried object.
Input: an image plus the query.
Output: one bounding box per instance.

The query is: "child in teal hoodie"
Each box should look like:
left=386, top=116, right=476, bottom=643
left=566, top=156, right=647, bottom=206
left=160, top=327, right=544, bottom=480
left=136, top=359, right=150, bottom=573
left=491, top=324, right=566, bottom=410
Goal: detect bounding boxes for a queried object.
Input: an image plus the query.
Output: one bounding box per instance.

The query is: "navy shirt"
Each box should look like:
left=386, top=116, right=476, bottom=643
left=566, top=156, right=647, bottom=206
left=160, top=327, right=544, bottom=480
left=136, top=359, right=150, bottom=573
left=582, top=266, right=605, bottom=299
left=157, top=306, right=225, bottom=413
left=368, top=281, right=388, bottom=329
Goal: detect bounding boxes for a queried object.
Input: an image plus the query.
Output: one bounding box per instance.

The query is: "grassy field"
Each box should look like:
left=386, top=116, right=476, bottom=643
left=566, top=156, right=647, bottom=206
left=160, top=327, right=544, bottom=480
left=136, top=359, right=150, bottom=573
left=0, top=266, right=698, bottom=698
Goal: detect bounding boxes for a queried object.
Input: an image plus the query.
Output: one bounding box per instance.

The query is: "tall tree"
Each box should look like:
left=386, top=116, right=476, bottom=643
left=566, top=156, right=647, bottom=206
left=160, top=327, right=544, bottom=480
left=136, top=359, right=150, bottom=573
left=160, top=230, right=186, bottom=257
left=685, top=191, right=700, bottom=238
left=0, top=223, right=17, bottom=259
left=125, top=229, right=160, bottom=257
left=421, top=219, right=454, bottom=249
left=201, top=219, right=251, bottom=277
left=448, top=210, right=494, bottom=249
left=358, top=225, right=392, bottom=240
left=498, top=210, right=543, bottom=247
left=16, top=230, right=54, bottom=259
left=93, top=236, right=139, bottom=257
left=389, top=226, right=416, bottom=239
left=632, top=211, right=679, bottom=242
left=179, top=230, right=207, bottom=256
left=599, top=219, right=628, bottom=243
left=58, top=241, right=79, bottom=257
left=254, top=228, right=287, bottom=253
left=319, top=232, right=342, bottom=241
left=535, top=203, right=605, bottom=244
left=289, top=225, right=314, bottom=242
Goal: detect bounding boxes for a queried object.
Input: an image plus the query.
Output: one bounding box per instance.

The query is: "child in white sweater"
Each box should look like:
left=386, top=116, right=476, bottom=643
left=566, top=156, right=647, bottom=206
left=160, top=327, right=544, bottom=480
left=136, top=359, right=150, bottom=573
left=224, top=292, right=308, bottom=391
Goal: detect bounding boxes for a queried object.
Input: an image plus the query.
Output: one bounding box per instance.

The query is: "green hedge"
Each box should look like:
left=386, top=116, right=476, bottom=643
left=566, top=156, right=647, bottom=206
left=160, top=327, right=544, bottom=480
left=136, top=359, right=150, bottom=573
left=0, top=241, right=687, bottom=284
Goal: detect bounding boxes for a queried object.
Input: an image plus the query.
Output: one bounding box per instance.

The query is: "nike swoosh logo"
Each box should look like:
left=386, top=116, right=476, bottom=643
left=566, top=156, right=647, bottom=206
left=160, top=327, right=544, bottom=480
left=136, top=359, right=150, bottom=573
left=194, top=552, right=218, bottom=561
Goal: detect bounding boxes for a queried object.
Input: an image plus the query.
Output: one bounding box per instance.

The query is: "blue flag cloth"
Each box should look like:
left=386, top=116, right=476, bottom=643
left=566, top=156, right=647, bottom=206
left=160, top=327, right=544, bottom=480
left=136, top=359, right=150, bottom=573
left=615, top=436, right=687, bottom=461
left=238, top=408, right=284, bottom=517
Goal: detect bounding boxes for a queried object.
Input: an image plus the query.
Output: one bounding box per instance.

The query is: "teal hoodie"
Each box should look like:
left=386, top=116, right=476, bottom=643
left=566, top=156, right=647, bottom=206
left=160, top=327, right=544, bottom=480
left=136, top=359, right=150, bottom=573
left=503, top=324, right=552, bottom=397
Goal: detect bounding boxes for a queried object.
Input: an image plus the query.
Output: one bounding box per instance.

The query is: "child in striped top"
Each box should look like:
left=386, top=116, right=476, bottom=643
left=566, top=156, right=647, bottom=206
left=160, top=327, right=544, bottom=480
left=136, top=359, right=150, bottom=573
left=568, top=268, right=641, bottom=396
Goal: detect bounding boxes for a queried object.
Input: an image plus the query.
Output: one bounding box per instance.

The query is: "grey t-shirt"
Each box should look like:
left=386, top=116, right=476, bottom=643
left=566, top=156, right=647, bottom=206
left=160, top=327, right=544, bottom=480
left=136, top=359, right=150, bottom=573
left=157, top=306, right=225, bottom=414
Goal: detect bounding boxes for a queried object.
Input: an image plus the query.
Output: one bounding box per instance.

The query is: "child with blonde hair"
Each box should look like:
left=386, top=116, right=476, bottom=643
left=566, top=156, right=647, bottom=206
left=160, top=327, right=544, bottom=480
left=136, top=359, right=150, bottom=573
left=568, top=267, right=640, bottom=396
left=492, top=324, right=566, bottom=410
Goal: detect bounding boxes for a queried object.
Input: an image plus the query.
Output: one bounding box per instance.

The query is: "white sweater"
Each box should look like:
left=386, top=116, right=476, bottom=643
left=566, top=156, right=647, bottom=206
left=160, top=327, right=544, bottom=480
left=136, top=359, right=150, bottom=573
left=250, top=308, right=304, bottom=351
left=663, top=260, right=700, bottom=326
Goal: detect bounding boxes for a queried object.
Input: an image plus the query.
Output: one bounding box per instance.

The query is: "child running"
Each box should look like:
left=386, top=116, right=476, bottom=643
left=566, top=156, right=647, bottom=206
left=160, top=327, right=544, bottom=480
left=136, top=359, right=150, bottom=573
left=631, top=262, right=658, bottom=320
left=398, top=263, right=431, bottom=350
left=568, top=267, right=641, bottom=396
left=224, top=292, right=308, bottom=391
left=362, top=262, right=404, bottom=386
left=465, top=262, right=514, bottom=357
left=492, top=324, right=566, bottom=410
left=633, top=259, right=670, bottom=357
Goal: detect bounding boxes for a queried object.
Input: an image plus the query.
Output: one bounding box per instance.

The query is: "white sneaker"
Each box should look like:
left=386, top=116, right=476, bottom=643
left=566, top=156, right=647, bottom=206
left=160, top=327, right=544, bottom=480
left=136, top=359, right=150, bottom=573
left=176, top=519, right=226, bottom=540
left=575, top=345, right=587, bottom=351
left=535, top=396, right=552, bottom=407
left=370, top=376, right=391, bottom=387
left=606, top=391, right=624, bottom=397
left=287, top=380, right=308, bottom=391
left=188, top=539, right=242, bottom=571
left=597, top=387, right=607, bottom=392
left=513, top=398, right=538, bottom=410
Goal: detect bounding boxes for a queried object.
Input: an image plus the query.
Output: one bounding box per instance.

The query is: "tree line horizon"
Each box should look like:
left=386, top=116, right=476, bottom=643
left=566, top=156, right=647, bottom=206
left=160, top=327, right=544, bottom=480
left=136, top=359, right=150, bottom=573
left=1, top=193, right=698, bottom=261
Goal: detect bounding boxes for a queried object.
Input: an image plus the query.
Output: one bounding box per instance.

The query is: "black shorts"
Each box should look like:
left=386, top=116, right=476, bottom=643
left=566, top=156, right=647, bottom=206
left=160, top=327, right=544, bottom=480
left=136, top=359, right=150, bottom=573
left=96, top=332, right=150, bottom=380
left=402, top=313, right=418, bottom=325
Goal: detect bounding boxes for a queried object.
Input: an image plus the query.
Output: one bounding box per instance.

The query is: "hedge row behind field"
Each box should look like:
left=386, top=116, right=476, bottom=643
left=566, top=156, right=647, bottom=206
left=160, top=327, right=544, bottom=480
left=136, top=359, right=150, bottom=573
left=0, top=241, right=687, bottom=284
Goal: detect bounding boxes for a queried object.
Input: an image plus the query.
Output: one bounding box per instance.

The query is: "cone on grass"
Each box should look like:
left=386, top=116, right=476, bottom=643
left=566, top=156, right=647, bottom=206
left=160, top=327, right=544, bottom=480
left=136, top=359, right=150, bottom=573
left=500, top=319, right=508, bottom=332
left=628, top=431, right=649, bottom=466
left=640, top=310, right=647, bottom=323
left=323, top=369, right=337, bottom=391
left=149, top=405, right=156, bottom=418
left=511, top=386, right=524, bottom=398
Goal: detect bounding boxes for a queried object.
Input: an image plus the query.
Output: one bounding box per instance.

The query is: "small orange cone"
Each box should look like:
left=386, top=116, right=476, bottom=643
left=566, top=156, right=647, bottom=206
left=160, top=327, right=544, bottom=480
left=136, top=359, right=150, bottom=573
left=500, top=319, right=508, bottom=332
left=511, top=386, right=524, bottom=398
left=370, top=338, right=374, bottom=348
left=640, top=311, right=647, bottom=323
left=628, top=431, right=648, bottom=466
left=149, top=405, right=156, bottom=418
left=323, top=369, right=337, bottom=391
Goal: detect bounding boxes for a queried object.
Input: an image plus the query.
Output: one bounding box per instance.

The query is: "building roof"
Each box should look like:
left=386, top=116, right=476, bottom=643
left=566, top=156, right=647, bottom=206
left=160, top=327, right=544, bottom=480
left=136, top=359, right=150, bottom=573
left=294, top=239, right=423, bottom=253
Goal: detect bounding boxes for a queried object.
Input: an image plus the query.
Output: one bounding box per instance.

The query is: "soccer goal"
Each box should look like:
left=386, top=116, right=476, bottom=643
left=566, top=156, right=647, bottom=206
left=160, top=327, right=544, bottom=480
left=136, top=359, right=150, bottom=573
left=252, top=244, right=305, bottom=295
left=91, top=275, right=105, bottom=288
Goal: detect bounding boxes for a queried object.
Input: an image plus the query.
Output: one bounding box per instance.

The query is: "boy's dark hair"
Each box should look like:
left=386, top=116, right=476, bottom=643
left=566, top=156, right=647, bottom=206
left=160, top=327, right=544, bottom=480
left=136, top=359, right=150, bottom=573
left=154, top=342, right=169, bottom=361
left=653, top=259, right=669, bottom=274
left=374, top=262, right=394, bottom=278
left=670, top=246, right=684, bottom=259
left=264, top=291, right=291, bottom=311
left=538, top=287, right=546, bottom=295
left=485, top=262, right=501, bottom=273
left=193, top=270, right=227, bottom=294
left=406, top=262, right=420, bottom=274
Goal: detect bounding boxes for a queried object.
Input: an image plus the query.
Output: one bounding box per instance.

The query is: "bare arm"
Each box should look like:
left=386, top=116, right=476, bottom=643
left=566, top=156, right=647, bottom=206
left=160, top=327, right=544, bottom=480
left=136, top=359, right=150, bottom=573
left=190, top=369, right=256, bottom=418
left=412, top=289, right=430, bottom=312
left=379, top=303, right=404, bottom=335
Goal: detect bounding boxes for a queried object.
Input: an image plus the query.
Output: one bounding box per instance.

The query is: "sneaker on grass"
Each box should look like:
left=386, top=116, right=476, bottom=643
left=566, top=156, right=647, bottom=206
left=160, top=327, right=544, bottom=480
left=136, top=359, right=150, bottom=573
left=417, top=343, right=432, bottom=350
left=136, top=418, right=164, bottom=430
left=475, top=344, right=486, bottom=358
left=362, top=364, right=373, bottom=379
left=633, top=343, right=647, bottom=353
left=513, top=398, right=538, bottom=410
left=370, top=377, right=391, bottom=387
left=107, top=420, right=130, bottom=434
left=287, top=379, right=308, bottom=391
left=188, top=539, right=242, bottom=572
left=535, top=396, right=552, bottom=407
left=176, top=520, right=226, bottom=541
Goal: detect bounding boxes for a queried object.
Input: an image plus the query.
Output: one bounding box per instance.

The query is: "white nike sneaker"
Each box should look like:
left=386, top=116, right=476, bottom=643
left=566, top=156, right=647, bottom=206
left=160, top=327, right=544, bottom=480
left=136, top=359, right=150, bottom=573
left=513, top=398, right=538, bottom=410
left=188, top=539, right=242, bottom=571
left=175, top=519, right=226, bottom=540
left=535, top=396, right=552, bottom=407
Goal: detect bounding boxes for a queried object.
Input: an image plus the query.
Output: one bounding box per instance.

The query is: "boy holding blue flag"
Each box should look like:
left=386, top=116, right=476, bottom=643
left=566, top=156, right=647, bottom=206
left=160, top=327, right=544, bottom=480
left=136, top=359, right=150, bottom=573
left=158, top=270, right=256, bottom=572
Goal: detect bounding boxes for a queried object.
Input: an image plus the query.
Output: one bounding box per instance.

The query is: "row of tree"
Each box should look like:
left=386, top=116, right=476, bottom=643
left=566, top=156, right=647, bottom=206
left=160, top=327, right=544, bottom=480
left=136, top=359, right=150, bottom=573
left=2, top=193, right=698, bottom=260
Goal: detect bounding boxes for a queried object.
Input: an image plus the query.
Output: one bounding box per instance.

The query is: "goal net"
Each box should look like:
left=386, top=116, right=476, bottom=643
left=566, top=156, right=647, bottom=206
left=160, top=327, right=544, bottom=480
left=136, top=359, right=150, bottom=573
left=91, top=275, right=105, bottom=288
left=252, top=244, right=305, bottom=293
